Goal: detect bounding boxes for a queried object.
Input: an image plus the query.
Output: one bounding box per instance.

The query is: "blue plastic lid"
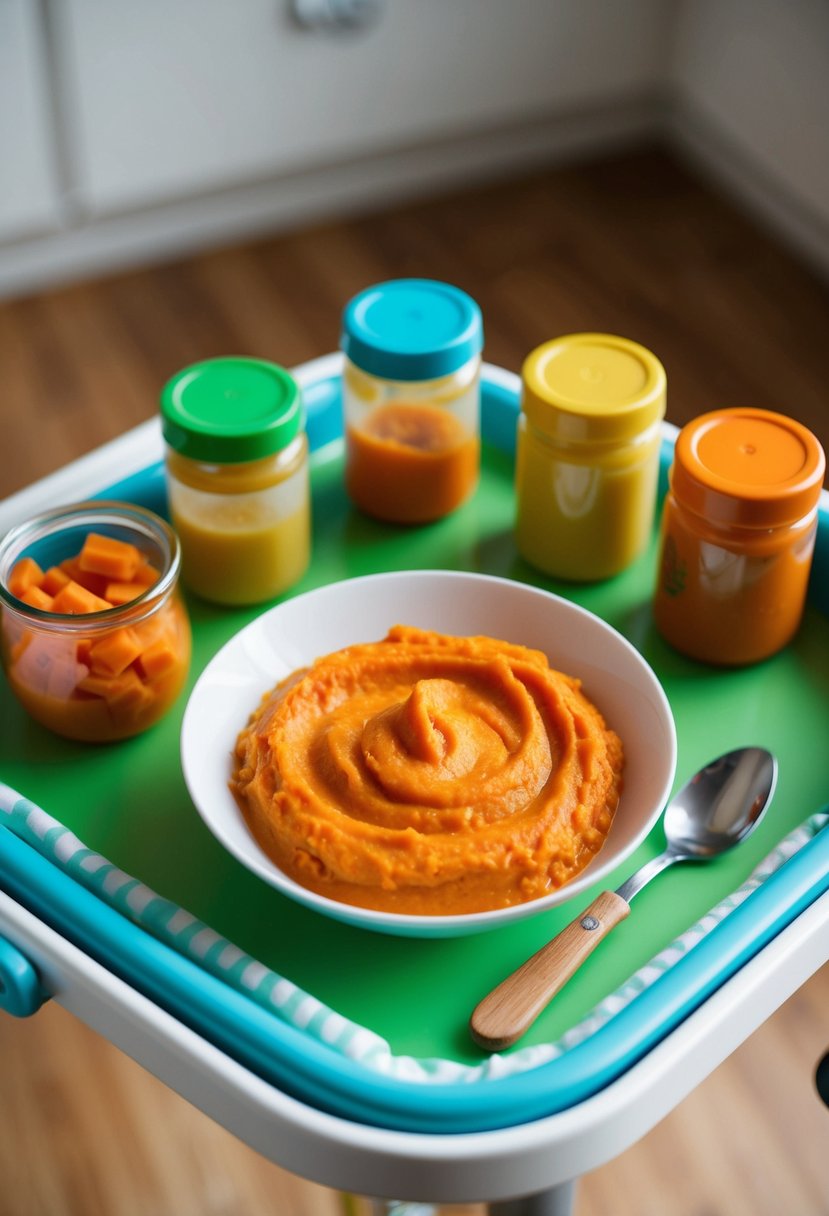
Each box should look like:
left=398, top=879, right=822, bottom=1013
left=341, top=279, right=483, bottom=381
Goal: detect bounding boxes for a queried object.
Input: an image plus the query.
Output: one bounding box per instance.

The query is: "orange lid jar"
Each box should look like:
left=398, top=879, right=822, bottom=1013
left=653, top=408, right=825, bottom=665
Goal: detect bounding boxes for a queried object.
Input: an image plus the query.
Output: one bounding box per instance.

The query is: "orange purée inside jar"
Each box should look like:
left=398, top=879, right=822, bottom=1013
left=345, top=402, right=479, bottom=524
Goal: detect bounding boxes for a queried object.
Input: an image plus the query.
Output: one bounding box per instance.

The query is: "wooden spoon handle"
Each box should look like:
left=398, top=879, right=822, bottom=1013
left=469, top=891, right=631, bottom=1051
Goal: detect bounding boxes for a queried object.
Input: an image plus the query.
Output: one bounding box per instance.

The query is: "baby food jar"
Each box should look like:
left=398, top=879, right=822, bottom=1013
left=0, top=501, right=191, bottom=742
left=515, top=333, right=667, bottom=581
left=161, top=357, right=310, bottom=606
left=340, top=278, right=483, bottom=523
left=653, top=407, right=825, bottom=666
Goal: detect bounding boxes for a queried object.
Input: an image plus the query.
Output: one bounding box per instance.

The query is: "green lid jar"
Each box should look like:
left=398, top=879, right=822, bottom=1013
left=160, top=357, right=310, bottom=606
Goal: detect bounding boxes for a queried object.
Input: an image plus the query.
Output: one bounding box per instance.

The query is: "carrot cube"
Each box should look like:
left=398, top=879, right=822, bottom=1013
left=51, top=580, right=112, bottom=616
left=8, top=557, right=44, bottom=598
left=41, top=565, right=72, bottom=596
left=19, top=585, right=55, bottom=611
left=59, top=557, right=109, bottom=598
left=104, top=581, right=145, bottom=607
left=105, top=669, right=153, bottom=723
left=79, top=533, right=141, bottom=582
left=88, top=627, right=142, bottom=676
left=77, top=673, right=120, bottom=698
left=132, top=561, right=160, bottom=589
left=136, top=638, right=179, bottom=681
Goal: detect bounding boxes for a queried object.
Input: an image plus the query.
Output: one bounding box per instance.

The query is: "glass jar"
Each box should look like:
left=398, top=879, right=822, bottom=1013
left=0, top=501, right=191, bottom=742
left=161, top=357, right=310, bottom=606
left=341, top=278, right=483, bottom=523
left=515, top=333, right=667, bottom=581
left=654, top=407, right=825, bottom=665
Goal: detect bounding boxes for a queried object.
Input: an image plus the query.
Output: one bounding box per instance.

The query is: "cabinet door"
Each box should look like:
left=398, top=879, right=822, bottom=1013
left=0, top=0, right=62, bottom=242
left=58, top=0, right=667, bottom=214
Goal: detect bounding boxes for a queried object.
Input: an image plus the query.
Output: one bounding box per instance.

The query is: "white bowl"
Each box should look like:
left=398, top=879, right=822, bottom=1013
left=181, top=571, right=676, bottom=937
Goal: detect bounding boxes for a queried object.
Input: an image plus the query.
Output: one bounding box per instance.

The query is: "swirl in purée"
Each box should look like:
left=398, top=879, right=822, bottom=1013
left=232, top=626, right=623, bottom=915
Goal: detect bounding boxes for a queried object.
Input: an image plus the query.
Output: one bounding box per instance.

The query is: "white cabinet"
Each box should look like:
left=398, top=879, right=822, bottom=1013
left=0, top=0, right=62, bottom=241
left=57, top=0, right=669, bottom=214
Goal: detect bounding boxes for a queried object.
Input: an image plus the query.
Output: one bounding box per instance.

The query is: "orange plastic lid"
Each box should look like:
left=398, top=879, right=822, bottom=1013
left=672, top=408, right=825, bottom=527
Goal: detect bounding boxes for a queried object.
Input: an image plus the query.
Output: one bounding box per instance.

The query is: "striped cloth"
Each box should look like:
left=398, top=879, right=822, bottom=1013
left=1, top=783, right=825, bottom=1084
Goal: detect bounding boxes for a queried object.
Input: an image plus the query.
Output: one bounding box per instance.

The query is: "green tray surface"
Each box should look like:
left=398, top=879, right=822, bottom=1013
left=2, top=432, right=828, bottom=1068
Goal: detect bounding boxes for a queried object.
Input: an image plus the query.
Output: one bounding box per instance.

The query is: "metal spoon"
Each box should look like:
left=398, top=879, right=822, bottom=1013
left=470, top=746, right=777, bottom=1051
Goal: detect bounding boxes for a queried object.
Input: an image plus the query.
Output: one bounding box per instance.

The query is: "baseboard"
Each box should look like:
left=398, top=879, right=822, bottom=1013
left=0, top=96, right=658, bottom=300
left=667, top=98, right=829, bottom=284
left=4, top=91, right=826, bottom=300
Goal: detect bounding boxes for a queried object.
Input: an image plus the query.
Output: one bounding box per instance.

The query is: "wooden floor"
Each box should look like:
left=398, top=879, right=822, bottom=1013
left=2, top=145, right=828, bottom=498
left=1, top=146, right=829, bottom=1214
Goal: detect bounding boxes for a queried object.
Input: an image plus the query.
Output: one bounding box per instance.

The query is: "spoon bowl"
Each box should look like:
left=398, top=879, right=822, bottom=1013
left=471, top=747, right=778, bottom=1051
left=663, top=747, right=776, bottom=858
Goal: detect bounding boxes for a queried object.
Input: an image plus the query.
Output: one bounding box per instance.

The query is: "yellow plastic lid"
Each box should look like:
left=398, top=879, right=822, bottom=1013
left=521, top=333, right=667, bottom=443
left=672, top=407, right=825, bottom=528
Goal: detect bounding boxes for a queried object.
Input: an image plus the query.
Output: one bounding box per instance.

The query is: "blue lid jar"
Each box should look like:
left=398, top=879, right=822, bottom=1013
left=341, top=279, right=484, bottom=382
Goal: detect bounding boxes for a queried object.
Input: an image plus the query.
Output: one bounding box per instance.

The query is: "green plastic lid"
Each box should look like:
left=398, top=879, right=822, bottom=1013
left=160, top=357, right=302, bottom=463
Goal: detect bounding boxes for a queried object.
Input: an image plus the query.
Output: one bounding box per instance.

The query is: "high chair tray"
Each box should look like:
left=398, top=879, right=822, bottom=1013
left=1, top=355, right=827, bottom=1135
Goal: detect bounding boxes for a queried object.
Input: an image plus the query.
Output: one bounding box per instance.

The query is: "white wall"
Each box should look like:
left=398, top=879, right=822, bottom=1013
left=670, top=0, right=829, bottom=273
left=0, top=0, right=61, bottom=241
left=1, top=0, right=828, bottom=295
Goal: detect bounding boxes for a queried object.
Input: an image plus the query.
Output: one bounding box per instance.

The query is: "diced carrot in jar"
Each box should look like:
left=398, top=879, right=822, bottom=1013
left=59, top=557, right=110, bottom=598
left=132, top=617, right=163, bottom=648
left=136, top=637, right=179, bottom=681
left=8, top=557, right=44, bottom=598
left=104, top=580, right=146, bottom=606
left=132, top=561, right=160, bottom=588
left=105, top=669, right=154, bottom=723
left=41, top=565, right=72, bottom=596
left=88, top=627, right=143, bottom=676
left=77, top=672, right=122, bottom=698
left=79, top=532, right=141, bottom=582
left=19, top=585, right=55, bottom=611
left=5, top=527, right=189, bottom=742
left=51, top=580, right=112, bottom=615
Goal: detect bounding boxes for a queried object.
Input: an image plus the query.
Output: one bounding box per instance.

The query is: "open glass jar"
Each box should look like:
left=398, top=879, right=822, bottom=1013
left=0, top=502, right=191, bottom=742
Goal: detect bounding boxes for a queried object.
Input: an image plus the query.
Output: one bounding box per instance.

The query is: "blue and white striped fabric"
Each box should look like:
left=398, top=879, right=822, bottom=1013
left=1, top=782, right=825, bottom=1084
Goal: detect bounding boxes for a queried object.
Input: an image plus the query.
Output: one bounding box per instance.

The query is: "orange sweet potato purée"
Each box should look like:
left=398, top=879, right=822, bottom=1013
left=232, top=626, right=623, bottom=915
left=346, top=403, right=478, bottom=523
left=4, top=534, right=189, bottom=742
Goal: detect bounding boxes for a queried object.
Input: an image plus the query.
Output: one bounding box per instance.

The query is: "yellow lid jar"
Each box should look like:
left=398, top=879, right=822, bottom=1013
left=515, top=333, right=667, bottom=581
